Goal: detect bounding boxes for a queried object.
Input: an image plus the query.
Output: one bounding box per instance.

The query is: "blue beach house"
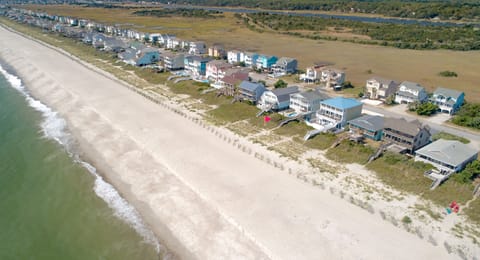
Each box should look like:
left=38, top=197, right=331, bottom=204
left=135, top=48, right=160, bottom=66
left=316, top=97, right=363, bottom=129
left=430, top=87, right=465, bottom=115
left=255, top=55, right=278, bottom=70
left=184, top=55, right=211, bottom=76
left=238, top=81, right=266, bottom=104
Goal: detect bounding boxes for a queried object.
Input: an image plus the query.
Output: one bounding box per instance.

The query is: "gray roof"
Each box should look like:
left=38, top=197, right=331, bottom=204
left=433, top=87, right=463, bottom=99
left=118, top=48, right=136, bottom=61
left=348, top=115, right=384, bottom=131
left=297, top=91, right=329, bottom=102
left=396, top=90, right=420, bottom=99
left=139, top=47, right=159, bottom=54
left=276, top=57, right=296, bottom=64
left=399, top=81, right=425, bottom=92
left=416, top=140, right=478, bottom=166
left=384, top=117, right=429, bottom=136
left=185, top=55, right=211, bottom=63
left=271, top=86, right=299, bottom=103
left=370, top=77, right=399, bottom=87
left=239, top=81, right=264, bottom=92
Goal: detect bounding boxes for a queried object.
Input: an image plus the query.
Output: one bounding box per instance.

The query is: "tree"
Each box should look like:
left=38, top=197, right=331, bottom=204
left=452, top=160, right=480, bottom=184
left=416, top=102, right=439, bottom=116
left=274, top=79, right=287, bottom=88
left=342, top=81, right=354, bottom=89
left=384, top=95, right=395, bottom=105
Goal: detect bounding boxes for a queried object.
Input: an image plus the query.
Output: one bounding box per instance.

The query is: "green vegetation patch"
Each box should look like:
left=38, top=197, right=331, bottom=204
left=451, top=103, right=480, bottom=130
left=245, top=12, right=480, bottom=50
left=408, top=101, right=439, bottom=116
left=160, top=0, right=480, bottom=21
left=134, top=68, right=169, bottom=84
left=367, top=152, right=474, bottom=206
left=438, top=70, right=458, bottom=77
left=326, top=140, right=374, bottom=164
left=247, top=113, right=284, bottom=130
left=463, top=198, right=480, bottom=225
left=207, top=102, right=259, bottom=124
left=303, top=133, right=337, bottom=150
left=273, top=120, right=313, bottom=137
left=432, top=131, right=470, bottom=144
left=133, top=8, right=223, bottom=19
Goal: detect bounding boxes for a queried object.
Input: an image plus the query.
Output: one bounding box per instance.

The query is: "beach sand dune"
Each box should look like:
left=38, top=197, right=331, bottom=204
left=0, top=26, right=456, bottom=259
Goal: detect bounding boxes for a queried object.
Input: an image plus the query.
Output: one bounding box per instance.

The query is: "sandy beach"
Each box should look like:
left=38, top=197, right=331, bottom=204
left=0, top=25, right=460, bottom=259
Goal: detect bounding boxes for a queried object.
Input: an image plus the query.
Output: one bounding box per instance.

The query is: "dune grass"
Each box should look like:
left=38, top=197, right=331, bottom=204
left=367, top=152, right=474, bottom=207
left=302, top=133, right=337, bottom=150
left=207, top=102, right=259, bottom=125
left=273, top=120, right=313, bottom=137
left=326, top=140, right=375, bottom=164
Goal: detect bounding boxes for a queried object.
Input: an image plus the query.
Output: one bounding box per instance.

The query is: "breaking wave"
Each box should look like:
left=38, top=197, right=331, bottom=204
left=0, top=63, right=161, bottom=253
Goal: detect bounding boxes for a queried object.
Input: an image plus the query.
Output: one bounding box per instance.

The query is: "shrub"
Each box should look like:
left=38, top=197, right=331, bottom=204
left=438, top=70, right=458, bottom=77
left=274, top=79, right=287, bottom=88
left=402, top=216, right=412, bottom=224
left=416, top=102, right=439, bottom=116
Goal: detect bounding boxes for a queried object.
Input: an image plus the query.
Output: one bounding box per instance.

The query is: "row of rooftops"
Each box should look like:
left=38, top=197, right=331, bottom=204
left=6, top=8, right=298, bottom=73
left=368, top=77, right=464, bottom=101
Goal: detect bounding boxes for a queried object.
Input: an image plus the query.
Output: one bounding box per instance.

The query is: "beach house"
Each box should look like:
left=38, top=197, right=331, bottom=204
left=270, top=57, right=297, bottom=77
left=162, top=52, right=184, bottom=71
left=348, top=115, right=384, bottom=141
left=394, top=81, right=428, bottom=104
left=299, top=66, right=323, bottom=83
left=208, top=44, right=226, bottom=58
left=216, top=69, right=250, bottom=96
left=429, top=87, right=465, bottom=115
left=415, top=139, right=478, bottom=173
left=166, top=36, right=181, bottom=49
left=103, top=37, right=126, bottom=53
left=255, top=55, right=278, bottom=70
left=364, top=77, right=399, bottom=101
left=289, top=91, right=329, bottom=114
left=189, top=41, right=207, bottom=55
left=184, top=55, right=211, bottom=76
left=227, top=50, right=243, bottom=64
left=238, top=81, right=266, bottom=104
left=382, top=118, right=431, bottom=153
left=92, top=34, right=106, bottom=49
left=257, top=86, right=300, bottom=111
left=320, top=69, right=345, bottom=89
left=134, top=48, right=160, bottom=66
left=243, top=52, right=259, bottom=68
left=205, top=60, right=234, bottom=82
left=316, top=97, right=363, bottom=129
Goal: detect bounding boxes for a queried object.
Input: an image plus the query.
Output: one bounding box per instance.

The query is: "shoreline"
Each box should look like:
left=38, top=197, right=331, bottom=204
left=0, top=23, right=474, bottom=259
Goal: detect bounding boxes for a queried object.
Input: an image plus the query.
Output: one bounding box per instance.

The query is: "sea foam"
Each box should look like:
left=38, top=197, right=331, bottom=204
left=0, top=64, right=161, bottom=253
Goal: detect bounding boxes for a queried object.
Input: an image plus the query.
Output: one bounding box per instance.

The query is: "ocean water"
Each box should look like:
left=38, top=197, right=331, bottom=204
left=0, top=64, right=164, bottom=260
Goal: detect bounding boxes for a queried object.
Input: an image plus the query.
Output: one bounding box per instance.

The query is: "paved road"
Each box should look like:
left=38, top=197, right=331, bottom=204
left=363, top=103, right=480, bottom=149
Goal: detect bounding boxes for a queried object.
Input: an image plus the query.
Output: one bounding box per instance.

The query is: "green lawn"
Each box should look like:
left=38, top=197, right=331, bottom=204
left=431, top=131, right=470, bottom=144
